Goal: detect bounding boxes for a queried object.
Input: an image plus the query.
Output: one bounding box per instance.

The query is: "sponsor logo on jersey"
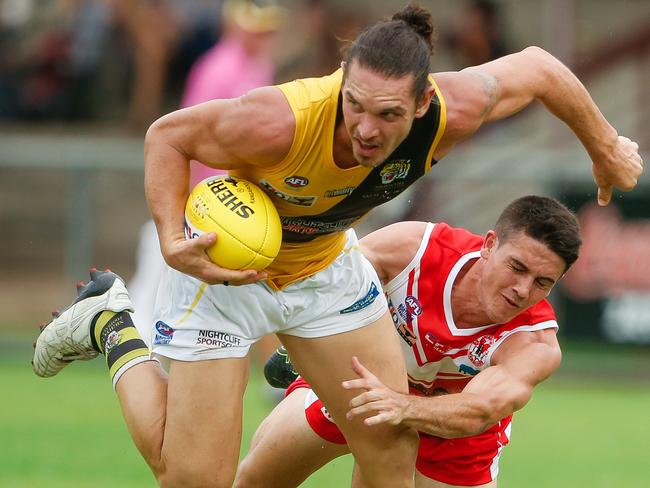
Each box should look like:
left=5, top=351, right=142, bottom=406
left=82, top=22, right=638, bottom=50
left=395, top=302, right=405, bottom=320
left=196, top=330, right=242, bottom=348
left=284, top=175, right=309, bottom=188
left=324, top=187, right=355, bottom=198
left=388, top=298, right=400, bottom=326
left=339, top=283, right=380, bottom=314
left=390, top=298, right=418, bottom=345
left=260, top=179, right=317, bottom=207
left=459, top=364, right=480, bottom=376
left=397, top=323, right=417, bottom=346
left=424, top=333, right=451, bottom=354
left=281, top=216, right=357, bottom=236
left=468, top=335, right=496, bottom=368
left=153, top=321, right=175, bottom=345
left=362, top=182, right=410, bottom=201
left=380, top=160, right=411, bottom=185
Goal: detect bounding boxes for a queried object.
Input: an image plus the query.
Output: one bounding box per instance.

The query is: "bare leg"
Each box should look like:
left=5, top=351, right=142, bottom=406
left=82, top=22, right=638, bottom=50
left=33, top=272, right=252, bottom=487
left=281, top=312, right=419, bottom=488
left=115, top=356, right=249, bottom=487
left=235, top=388, right=349, bottom=487
left=251, top=334, right=281, bottom=369
left=415, top=471, right=497, bottom=488
left=114, top=361, right=168, bottom=473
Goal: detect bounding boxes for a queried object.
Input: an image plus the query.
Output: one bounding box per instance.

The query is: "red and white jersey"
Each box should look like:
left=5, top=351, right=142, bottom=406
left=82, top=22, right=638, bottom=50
left=385, top=222, right=558, bottom=397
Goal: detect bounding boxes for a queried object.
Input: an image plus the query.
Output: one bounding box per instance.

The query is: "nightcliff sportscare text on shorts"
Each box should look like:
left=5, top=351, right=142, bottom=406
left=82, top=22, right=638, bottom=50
left=196, top=330, right=242, bottom=347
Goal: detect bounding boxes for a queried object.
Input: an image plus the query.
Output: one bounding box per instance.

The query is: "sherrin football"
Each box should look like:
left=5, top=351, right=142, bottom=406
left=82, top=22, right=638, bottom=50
left=184, top=175, right=282, bottom=270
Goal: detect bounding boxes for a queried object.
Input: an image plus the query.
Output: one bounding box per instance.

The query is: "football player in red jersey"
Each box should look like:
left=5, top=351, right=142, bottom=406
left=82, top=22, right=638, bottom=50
left=237, top=195, right=580, bottom=488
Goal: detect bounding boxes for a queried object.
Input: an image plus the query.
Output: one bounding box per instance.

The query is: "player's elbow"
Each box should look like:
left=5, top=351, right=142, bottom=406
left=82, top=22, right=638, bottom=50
left=520, top=46, right=552, bottom=69
left=144, top=112, right=192, bottom=167
left=520, top=46, right=557, bottom=65
left=145, top=117, right=165, bottom=158
left=521, top=45, right=550, bottom=58
left=452, top=418, right=494, bottom=438
left=464, top=393, right=522, bottom=437
left=462, top=416, right=495, bottom=438
left=546, top=344, right=563, bottom=375
left=471, top=401, right=502, bottom=435
left=145, top=113, right=175, bottom=152
left=450, top=400, right=501, bottom=438
left=520, top=46, right=567, bottom=85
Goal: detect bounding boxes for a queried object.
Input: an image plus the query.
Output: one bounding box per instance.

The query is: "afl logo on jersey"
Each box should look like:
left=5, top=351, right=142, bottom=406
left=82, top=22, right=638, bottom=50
left=405, top=296, right=422, bottom=317
left=284, top=176, right=309, bottom=188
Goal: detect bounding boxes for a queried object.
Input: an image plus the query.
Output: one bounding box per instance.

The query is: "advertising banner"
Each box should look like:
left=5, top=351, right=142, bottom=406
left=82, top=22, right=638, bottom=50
left=556, top=190, right=650, bottom=344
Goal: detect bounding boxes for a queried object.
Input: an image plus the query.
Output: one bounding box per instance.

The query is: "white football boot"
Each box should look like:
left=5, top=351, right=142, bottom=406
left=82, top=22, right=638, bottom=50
left=33, top=270, right=134, bottom=378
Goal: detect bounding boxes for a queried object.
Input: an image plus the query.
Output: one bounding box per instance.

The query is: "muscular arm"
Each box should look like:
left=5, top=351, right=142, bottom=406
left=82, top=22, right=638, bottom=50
left=434, top=46, right=642, bottom=204
left=400, top=329, right=561, bottom=437
left=344, top=328, right=561, bottom=438
left=144, top=86, right=295, bottom=283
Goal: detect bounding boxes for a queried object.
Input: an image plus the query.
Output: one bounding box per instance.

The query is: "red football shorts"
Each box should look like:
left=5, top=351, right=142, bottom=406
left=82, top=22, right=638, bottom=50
left=287, top=378, right=512, bottom=486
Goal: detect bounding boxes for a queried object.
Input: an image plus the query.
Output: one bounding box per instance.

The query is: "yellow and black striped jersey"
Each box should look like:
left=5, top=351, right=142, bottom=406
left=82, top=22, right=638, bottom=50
left=230, top=69, right=446, bottom=289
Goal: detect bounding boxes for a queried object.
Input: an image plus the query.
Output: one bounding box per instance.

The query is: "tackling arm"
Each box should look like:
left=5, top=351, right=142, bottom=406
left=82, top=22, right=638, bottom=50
left=434, top=46, right=643, bottom=204
left=401, top=329, right=561, bottom=437
left=344, top=328, right=561, bottom=438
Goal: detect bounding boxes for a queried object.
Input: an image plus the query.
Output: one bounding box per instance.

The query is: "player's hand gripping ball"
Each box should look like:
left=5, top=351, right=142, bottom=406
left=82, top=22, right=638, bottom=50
left=185, top=175, right=282, bottom=270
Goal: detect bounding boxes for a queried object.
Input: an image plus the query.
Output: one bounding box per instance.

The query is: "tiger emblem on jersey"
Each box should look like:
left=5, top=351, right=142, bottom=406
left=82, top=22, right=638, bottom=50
left=380, top=160, right=411, bottom=184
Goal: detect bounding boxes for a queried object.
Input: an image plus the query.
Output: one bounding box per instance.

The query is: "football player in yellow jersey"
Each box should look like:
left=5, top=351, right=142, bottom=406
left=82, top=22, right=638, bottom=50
left=34, top=3, right=642, bottom=487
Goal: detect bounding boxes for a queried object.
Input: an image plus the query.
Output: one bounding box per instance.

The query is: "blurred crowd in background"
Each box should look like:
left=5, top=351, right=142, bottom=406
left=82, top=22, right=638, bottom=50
left=0, top=0, right=512, bottom=131
left=1, top=0, right=649, bottom=347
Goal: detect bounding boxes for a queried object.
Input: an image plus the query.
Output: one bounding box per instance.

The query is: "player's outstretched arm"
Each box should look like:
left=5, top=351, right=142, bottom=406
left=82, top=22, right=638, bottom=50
left=435, top=46, right=643, bottom=205
left=143, top=87, right=294, bottom=284
left=343, top=329, right=561, bottom=438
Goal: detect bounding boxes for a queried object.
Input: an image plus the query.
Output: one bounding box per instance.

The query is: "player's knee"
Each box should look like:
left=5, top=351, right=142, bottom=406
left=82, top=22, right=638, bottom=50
left=356, top=421, right=418, bottom=446
left=350, top=423, right=419, bottom=466
left=389, top=423, right=420, bottom=456
left=350, top=425, right=418, bottom=486
left=233, top=457, right=265, bottom=488
left=157, top=460, right=234, bottom=488
left=158, top=472, right=232, bottom=488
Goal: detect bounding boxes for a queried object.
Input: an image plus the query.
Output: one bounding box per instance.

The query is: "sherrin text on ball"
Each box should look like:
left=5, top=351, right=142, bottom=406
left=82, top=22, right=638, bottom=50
left=184, top=175, right=282, bottom=270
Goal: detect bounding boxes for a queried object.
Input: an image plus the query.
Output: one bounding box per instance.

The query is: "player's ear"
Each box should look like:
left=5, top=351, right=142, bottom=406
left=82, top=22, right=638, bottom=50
left=414, top=84, right=436, bottom=118
left=480, top=230, right=498, bottom=259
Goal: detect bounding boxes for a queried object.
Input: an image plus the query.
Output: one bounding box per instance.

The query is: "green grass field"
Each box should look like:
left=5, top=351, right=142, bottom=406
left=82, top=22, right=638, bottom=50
left=2, top=331, right=649, bottom=487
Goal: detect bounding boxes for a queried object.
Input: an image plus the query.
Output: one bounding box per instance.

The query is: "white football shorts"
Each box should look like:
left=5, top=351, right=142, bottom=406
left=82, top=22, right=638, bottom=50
left=150, top=229, right=387, bottom=361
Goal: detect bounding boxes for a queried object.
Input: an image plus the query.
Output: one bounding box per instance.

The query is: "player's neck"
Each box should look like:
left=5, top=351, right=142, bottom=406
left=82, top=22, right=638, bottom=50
left=332, top=121, right=358, bottom=169
left=451, top=259, right=492, bottom=328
